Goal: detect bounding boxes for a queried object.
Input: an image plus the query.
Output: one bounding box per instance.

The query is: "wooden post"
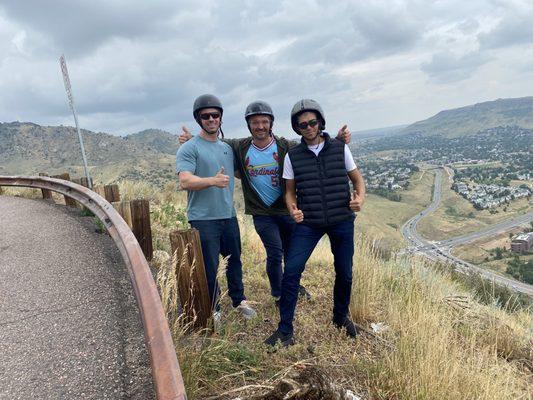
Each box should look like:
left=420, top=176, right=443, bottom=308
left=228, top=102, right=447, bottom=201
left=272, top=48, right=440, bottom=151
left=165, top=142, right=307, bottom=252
left=93, top=185, right=106, bottom=198
left=169, top=229, right=211, bottom=331
left=131, top=199, right=153, bottom=260
left=80, top=177, right=92, bottom=188
left=113, top=201, right=132, bottom=228
left=51, top=173, right=77, bottom=207
left=39, top=173, right=53, bottom=200
left=104, top=184, right=120, bottom=202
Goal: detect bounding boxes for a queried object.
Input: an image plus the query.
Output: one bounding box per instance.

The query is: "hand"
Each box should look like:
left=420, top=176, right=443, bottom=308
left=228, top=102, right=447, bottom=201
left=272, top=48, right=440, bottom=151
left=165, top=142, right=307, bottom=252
left=211, top=166, right=230, bottom=188
left=179, top=126, right=193, bottom=144
left=337, top=124, right=351, bottom=144
left=350, top=191, right=364, bottom=212
left=290, top=203, right=304, bottom=223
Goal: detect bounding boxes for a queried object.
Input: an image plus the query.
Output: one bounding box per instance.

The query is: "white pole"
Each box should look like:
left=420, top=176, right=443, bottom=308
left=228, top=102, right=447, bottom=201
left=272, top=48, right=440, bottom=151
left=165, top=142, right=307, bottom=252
left=59, top=54, right=92, bottom=189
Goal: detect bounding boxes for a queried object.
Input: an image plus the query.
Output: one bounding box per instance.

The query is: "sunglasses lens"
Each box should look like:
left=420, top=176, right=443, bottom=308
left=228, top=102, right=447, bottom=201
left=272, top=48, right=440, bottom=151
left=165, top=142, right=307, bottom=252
left=200, top=112, right=220, bottom=120
left=298, top=119, right=318, bottom=129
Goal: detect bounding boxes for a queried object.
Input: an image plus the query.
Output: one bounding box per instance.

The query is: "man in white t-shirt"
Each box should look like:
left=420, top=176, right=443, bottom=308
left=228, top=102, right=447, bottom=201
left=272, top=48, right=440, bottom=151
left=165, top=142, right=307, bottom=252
left=264, top=99, right=365, bottom=347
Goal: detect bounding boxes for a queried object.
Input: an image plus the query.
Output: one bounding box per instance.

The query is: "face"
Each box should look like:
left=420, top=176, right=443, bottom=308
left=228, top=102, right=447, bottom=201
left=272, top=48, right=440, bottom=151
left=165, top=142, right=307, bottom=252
left=248, top=114, right=272, bottom=141
left=198, top=107, right=221, bottom=134
left=297, top=111, right=320, bottom=139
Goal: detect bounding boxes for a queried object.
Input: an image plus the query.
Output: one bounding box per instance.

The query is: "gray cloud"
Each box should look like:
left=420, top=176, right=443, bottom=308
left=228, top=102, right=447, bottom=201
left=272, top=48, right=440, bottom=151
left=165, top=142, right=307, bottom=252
left=479, top=9, right=533, bottom=49
left=0, top=0, right=193, bottom=56
left=421, top=51, right=492, bottom=83
left=0, top=0, right=532, bottom=137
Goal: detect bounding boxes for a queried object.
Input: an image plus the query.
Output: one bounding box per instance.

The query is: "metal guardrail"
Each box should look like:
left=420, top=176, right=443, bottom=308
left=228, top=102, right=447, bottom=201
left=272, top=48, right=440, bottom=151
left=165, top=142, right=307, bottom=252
left=0, top=176, right=187, bottom=400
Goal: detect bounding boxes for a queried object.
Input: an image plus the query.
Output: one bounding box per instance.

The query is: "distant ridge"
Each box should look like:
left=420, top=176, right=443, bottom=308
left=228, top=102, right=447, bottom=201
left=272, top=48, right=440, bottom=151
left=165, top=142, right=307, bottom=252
left=400, top=96, right=533, bottom=137
left=0, top=122, right=178, bottom=184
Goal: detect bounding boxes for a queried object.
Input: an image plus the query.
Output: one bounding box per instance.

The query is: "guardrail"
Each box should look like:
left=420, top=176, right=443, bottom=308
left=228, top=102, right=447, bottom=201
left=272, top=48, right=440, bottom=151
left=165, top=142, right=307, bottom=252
left=0, top=176, right=187, bottom=400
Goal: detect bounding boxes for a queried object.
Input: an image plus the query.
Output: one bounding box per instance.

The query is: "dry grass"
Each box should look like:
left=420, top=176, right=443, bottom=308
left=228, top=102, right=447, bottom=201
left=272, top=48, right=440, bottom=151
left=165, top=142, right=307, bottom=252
left=146, top=179, right=532, bottom=399
left=357, top=170, right=436, bottom=251
left=5, top=179, right=531, bottom=399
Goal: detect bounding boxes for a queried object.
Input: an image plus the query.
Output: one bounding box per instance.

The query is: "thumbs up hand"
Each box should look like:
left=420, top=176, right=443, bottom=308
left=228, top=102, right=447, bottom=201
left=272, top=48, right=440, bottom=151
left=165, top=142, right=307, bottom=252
left=336, top=124, right=351, bottom=144
left=350, top=190, right=363, bottom=212
left=211, top=166, right=230, bottom=188
left=290, top=203, right=304, bottom=223
left=179, top=125, right=193, bottom=144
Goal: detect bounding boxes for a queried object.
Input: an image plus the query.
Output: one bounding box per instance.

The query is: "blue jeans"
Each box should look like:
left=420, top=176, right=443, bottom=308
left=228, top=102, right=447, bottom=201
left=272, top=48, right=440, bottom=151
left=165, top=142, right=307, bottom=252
left=189, top=217, right=246, bottom=309
left=278, top=219, right=355, bottom=334
left=252, top=215, right=295, bottom=297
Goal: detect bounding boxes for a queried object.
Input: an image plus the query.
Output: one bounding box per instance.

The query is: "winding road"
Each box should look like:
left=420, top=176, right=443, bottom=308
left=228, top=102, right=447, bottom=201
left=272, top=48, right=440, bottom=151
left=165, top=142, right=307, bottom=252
left=400, top=168, right=533, bottom=297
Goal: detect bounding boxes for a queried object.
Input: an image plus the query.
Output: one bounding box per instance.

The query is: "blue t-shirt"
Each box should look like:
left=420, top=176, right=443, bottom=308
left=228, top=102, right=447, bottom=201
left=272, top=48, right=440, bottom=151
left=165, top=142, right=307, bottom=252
left=245, top=139, right=282, bottom=206
left=176, top=135, right=236, bottom=221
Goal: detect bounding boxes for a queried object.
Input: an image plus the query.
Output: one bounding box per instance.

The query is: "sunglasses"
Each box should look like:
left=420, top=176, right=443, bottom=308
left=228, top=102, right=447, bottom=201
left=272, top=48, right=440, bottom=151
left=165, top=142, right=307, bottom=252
left=199, top=112, right=221, bottom=120
left=297, top=119, right=319, bottom=130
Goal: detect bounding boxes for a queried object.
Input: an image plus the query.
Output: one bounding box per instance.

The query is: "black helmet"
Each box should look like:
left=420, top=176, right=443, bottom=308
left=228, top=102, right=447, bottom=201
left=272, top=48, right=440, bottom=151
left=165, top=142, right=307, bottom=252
left=193, top=94, right=223, bottom=123
left=290, top=99, right=325, bottom=134
left=245, top=100, right=274, bottom=135
left=244, top=100, right=274, bottom=122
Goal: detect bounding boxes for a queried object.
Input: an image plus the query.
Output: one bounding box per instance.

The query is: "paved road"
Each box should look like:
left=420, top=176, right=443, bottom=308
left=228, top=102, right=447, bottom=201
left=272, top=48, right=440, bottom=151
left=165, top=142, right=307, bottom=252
left=400, top=168, right=533, bottom=297
left=0, top=196, right=155, bottom=399
left=436, top=212, right=533, bottom=248
left=401, top=168, right=443, bottom=249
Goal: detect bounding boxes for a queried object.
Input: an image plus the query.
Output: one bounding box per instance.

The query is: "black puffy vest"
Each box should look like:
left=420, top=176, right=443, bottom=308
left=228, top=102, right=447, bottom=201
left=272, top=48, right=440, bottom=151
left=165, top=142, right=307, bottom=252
left=288, top=132, right=354, bottom=226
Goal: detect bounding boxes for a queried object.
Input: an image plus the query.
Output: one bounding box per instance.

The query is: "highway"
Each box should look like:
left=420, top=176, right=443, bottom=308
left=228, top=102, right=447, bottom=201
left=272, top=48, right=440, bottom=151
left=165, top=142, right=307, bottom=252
left=436, top=212, right=533, bottom=248
left=400, top=167, right=533, bottom=297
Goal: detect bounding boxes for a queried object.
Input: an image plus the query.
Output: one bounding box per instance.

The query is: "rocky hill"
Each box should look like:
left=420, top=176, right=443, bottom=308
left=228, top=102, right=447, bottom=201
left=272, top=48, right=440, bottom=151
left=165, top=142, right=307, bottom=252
left=401, top=96, right=533, bottom=137
left=0, top=122, right=178, bottom=185
left=124, top=128, right=180, bottom=155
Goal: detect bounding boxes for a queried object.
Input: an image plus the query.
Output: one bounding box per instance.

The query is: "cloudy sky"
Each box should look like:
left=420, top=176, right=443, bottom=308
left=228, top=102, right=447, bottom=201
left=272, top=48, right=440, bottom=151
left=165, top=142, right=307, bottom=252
left=1, top=0, right=532, bottom=138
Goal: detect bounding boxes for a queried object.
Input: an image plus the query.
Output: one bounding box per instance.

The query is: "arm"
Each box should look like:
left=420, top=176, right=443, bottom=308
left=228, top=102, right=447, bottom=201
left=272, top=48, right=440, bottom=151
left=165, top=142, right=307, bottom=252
left=222, top=137, right=242, bottom=153
left=348, top=168, right=366, bottom=211
left=281, top=125, right=350, bottom=150
left=176, top=142, right=229, bottom=190
left=179, top=168, right=229, bottom=191
left=336, top=125, right=351, bottom=144
left=179, top=125, right=246, bottom=153
left=284, top=179, right=304, bottom=223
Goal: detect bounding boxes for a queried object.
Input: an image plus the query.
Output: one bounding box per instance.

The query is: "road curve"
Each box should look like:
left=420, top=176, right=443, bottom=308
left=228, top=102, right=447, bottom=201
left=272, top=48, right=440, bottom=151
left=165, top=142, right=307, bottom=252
left=400, top=168, right=533, bottom=297
left=0, top=196, right=155, bottom=399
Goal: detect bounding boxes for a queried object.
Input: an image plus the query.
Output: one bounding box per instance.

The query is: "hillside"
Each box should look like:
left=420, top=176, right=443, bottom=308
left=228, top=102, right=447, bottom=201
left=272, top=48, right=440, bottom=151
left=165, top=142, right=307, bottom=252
left=124, top=128, right=180, bottom=155
left=0, top=122, right=178, bottom=185
left=401, top=96, right=533, bottom=137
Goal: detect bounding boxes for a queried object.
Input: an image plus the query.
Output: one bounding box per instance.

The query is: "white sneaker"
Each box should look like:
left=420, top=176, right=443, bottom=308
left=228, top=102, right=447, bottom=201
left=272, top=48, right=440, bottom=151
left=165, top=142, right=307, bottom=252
left=235, top=300, right=257, bottom=320
left=212, top=310, right=222, bottom=330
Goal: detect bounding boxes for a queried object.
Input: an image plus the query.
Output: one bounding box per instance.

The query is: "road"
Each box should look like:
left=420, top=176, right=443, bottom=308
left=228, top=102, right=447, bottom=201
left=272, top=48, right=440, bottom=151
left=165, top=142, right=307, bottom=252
left=400, top=168, right=533, bottom=297
left=0, top=196, right=155, bottom=399
left=436, top=212, right=533, bottom=248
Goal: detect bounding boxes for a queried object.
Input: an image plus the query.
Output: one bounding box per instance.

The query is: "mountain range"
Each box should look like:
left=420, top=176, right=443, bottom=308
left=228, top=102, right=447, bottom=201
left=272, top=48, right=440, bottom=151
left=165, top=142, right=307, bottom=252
left=400, top=96, right=533, bottom=137
left=1, top=96, right=532, bottom=183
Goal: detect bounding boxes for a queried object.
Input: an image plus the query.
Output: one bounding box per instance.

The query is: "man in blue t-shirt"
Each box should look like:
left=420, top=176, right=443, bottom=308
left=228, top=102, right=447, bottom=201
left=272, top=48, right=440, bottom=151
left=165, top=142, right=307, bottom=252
left=176, top=94, right=257, bottom=321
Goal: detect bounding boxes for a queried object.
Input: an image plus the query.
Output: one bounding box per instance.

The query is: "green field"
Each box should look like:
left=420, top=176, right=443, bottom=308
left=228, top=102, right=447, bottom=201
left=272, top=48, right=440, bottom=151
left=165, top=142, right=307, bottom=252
left=357, top=170, right=435, bottom=249
left=417, top=172, right=532, bottom=241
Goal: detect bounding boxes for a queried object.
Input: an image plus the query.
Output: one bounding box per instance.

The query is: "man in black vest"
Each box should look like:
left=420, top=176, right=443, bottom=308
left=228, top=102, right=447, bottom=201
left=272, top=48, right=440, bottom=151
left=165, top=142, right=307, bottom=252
left=264, top=99, right=365, bottom=347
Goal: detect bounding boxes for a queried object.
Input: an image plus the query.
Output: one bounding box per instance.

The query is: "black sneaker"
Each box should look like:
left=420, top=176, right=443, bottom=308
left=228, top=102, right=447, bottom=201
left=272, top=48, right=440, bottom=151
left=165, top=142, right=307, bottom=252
left=333, top=316, right=358, bottom=338
left=298, top=285, right=312, bottom=301
left=264, top=329, right=295, bottom=347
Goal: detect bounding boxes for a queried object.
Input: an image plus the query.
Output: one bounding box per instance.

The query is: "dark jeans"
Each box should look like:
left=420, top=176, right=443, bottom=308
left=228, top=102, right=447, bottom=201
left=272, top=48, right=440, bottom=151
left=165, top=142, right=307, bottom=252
left=278, top=219, right=355, bottom=334
left=189, top=217, right=246, bottom=309
left=252, top=215, right=295, bottom=298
